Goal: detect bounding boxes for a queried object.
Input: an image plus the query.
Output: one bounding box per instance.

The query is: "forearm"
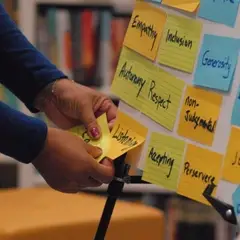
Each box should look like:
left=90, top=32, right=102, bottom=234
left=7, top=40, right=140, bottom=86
left=0, top=101, right=47, bottom=163
left=0, top=4, right=67, bottom=112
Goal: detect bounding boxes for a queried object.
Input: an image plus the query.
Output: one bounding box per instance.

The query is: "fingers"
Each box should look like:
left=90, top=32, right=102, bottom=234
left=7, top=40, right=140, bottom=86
left=108, top=120, right=116, bottom=131
left=96, top=99, right=117, bottom=131
left=90, top=158, right=115, bottom=184
left=100, top=99, right=117, bottom=126
left=85, top=144, right=102, bottom=159
left=81, top=108, right=101, bottom=139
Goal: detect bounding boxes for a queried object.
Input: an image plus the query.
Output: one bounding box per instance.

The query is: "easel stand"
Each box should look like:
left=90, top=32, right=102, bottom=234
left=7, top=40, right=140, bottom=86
left=94, top=154, right=239, bottom=240
left=94, top=154, right=149, bottom=240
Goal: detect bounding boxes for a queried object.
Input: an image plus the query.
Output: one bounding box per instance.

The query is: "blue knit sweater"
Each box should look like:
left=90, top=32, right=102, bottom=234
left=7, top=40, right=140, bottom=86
left=0, top=5, right=66, bottom=163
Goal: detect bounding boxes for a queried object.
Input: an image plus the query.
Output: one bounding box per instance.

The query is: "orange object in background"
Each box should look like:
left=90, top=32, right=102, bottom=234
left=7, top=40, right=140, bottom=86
left=110, top=17, right=130, bottom=82
left=0, top=188, right=165, bottom=240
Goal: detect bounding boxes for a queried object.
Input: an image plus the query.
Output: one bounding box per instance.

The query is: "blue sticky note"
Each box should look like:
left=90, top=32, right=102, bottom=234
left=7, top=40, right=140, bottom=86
left=198, top=0, right=240, bottom=27
left=232, top=186, right=240, bottom=217
left=231, top=86, right=240, bottom=126
left=193, top=34, right=239, bottom=92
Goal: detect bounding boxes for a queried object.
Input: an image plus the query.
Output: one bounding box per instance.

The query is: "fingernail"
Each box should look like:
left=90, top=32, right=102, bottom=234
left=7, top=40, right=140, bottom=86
left=102, top=158, right=112, bottom=166
left=91, top=127, right=100, bottom=138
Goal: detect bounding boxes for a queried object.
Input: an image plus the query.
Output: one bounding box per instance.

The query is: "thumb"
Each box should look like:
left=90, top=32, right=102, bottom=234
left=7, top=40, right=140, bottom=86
left=81, top=109, right=101, bottom=139
left=84, top=142, right=102, bottom=159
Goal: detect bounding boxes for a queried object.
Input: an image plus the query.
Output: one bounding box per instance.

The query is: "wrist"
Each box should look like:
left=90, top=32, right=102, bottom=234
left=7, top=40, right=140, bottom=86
left=34, top=78, right=73, bottom=112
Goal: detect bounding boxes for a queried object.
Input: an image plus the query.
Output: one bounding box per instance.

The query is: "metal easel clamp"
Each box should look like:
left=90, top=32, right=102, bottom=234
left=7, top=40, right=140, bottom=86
left=203, top=183, right=237, bottom=225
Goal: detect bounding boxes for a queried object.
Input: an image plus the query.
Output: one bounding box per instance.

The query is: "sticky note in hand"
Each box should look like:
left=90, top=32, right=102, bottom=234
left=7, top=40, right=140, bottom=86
left=69, top=113, right=111, bottom=162
left=108, top=111, right=148, bottom=160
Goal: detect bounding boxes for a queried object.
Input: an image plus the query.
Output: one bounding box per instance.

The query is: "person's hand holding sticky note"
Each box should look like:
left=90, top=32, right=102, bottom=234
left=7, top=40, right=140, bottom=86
left=69, top=113, right=111, bottom=162
left=69, top=110, right=147, bottom=162
left=108, top=111, right=148, bottom=160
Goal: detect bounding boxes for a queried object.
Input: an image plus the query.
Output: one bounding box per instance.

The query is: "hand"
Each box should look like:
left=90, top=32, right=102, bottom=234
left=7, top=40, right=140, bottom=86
left=32, top=128, right=114, bottom=193
left=35, top=79, right=117, bottom=139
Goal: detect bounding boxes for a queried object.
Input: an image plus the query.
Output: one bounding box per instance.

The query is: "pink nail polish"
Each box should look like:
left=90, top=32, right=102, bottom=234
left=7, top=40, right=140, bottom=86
left=91, top=127, right=100, bottom=138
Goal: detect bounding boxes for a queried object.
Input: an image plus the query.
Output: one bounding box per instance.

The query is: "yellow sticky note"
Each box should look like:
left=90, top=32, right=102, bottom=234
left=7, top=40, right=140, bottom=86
left=123, top=1, right=166, bottom=60
left=158, top=14, right=202, bottom=73
left=162, top=0, right=200, bottom=12
left=111, top=47, right=185, bottom=131
left=142, top=133, right=186, bottom=191
left=177, top=86, right=222, bottom=146
left=108, top=111, right=148, bottom=160
left=69, top=113, right=110, bottom=162
left=177, top=144, right=223, bottom=205
left=222, top=126, right=240, bottom=184
left=111, top=47, right=148, bottom=111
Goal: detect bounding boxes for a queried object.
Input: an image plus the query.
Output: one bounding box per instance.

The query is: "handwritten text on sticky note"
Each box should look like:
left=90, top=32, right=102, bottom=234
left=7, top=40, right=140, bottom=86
left=177, top=86, right=222, bottom=146
left=158, top=14, right=202, bottom=73
left=193, top=34, right=239, bottom=92
left=69, top=113, right=110, bottom=162
left=162, top=0, right=200, bottom=12
left=142, top=133, right=186, bottom=191
left=198, top=0, right=240, bottom=27
left=222, top=126, right=240, bottom=184
left=111, top=47, right=185, bottom=131
left=108, top=111, right=148, bottom=160
left=123, top=1, right=166, bottom=60
left=177, top=144, right=223, bottom=205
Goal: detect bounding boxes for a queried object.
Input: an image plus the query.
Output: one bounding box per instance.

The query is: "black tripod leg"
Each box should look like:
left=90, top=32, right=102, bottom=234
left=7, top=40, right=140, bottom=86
left=94, top=154, right=127, bottom=240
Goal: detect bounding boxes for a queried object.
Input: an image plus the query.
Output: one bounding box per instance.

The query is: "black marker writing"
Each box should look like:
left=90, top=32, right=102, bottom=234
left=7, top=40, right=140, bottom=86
left=148, top=80, right=172, bottom=110
left=185, top=96, right=199, bottom=108
left=119, top=61, right=146, bottom=97
left=184, top=162, right=215, bottom=184
left=112, top=124, right=138, bottom=151
left=149, top=147, right=174, bottom=178
left=184, top=110, right=216, bottom=133
left=232, top=151, right=240, bottom=166
left=131, top=15, right=158, bottom=50
left=184, top=96, right=216, bottom=133
left=82, top=130, right=91, bottom=143
left=166, top=30, right=193, bottom=49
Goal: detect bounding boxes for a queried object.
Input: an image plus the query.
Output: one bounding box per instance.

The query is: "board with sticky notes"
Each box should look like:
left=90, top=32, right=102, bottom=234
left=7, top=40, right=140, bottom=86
left=106, top=0, right=240, bottom=209
left=69, top=0, right=240, bottom=209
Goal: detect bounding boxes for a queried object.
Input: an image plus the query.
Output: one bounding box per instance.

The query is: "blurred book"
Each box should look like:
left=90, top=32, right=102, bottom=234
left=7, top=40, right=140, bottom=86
left=110, top=15, right=130, bottom=82
left=35, top=6, right=129, bottom=91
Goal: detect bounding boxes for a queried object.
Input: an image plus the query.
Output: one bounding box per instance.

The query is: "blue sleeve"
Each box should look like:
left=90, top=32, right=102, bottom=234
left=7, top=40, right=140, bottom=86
left=0, top=4, right=67, bottom=112
left=0, top=101, right=47, bottom=164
